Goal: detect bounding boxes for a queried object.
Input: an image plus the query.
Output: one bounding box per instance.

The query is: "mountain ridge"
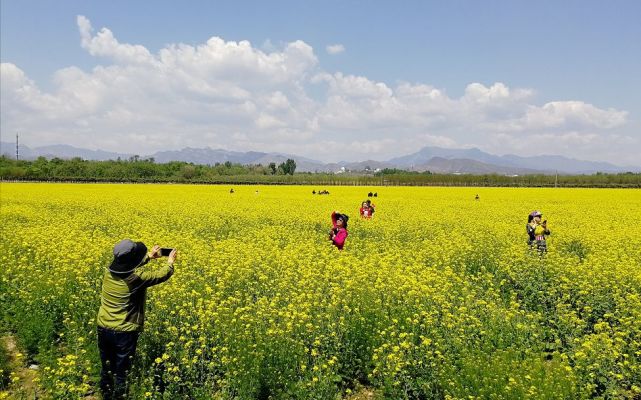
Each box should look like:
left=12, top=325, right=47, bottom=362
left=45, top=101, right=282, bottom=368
left=1, top=142, right=638, bottom=175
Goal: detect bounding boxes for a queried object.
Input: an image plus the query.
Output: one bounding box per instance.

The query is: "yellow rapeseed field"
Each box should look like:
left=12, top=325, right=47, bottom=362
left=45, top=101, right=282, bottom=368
left=1, top=183, right=640, bottom=399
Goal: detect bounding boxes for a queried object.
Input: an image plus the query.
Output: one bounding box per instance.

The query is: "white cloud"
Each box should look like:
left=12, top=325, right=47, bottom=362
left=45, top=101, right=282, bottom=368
left=0, top=16, right=636, bottom=165
left=476, top=99, right=628, bottom=136
left=523, top=101, right=627, bottom=130
left=348, top=138, right=397, bottom=154
left=326, top=44, right=345, bottom=55
left=419, top=134, right=459, bottom=148
left=463, top=82, right=533, bottom=103
left=77, top=16, right=155, bottom=65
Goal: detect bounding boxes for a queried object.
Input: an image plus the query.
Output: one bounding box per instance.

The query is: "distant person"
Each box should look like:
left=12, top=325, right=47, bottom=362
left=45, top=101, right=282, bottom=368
left=368, top=192, right=373, bottom=197
left=329, top=211, right=349, bottom=250
left=230, top=188, right=235, bottom=194
left=312, top=190, right=316, bottom=195
left=97, top=240, right=176, bottom=400
left=255, top=190, right=259, bottom=195
left=360, top=200, right=376, bottom=219
left=360, top=201, right=372, bottom=219
left=366, top=199, right=376, bottom=215
left=373, top=192, right=378, bottom=197
left=526, top=214, right=536, bottom=246
left=527, top=211, right=550, bottom=252
left=475, top=194, right=480, bottom=201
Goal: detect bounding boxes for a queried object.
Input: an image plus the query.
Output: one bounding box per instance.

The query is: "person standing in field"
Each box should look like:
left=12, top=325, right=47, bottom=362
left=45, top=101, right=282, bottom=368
left=526, top=213, right=536, bottom=246
left=360, top=201, right=372, bottom=219
left=527, top=211, right=550, bottom=252
left=97, top=239, right=176, bottom=400
left=366, top=199, right=376, bottom=216
left=329, top=211, right=349, bottom=250
left=360, top=200, right=376, bottom=219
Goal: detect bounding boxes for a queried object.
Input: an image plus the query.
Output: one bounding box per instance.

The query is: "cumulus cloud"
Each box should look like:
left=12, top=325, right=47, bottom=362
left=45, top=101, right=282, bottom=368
left=522, top=101, right=627, bottom=130
left=326, top=44, right=345, bottom=55
left=0, top=16, right=635, bottom=164
left=77, top=16, right=155, bottom=65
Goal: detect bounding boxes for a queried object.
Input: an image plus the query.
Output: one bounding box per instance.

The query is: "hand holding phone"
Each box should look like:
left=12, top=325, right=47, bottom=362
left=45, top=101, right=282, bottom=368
left=149, top=245, right=161, bottom=259
left=167, top=249, right=177, bottom=264
left=160, top=248, right=174, bottom=257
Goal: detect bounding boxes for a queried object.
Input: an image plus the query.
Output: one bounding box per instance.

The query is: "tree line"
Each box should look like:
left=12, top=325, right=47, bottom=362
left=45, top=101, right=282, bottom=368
left=0, top=155, right=296, bottom=181
left=1, top=155, right=639, bottom=187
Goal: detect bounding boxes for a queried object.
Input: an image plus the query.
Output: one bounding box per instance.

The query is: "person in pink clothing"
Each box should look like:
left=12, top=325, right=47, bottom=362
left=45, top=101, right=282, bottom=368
left=329, top=211, right=349, bottom=250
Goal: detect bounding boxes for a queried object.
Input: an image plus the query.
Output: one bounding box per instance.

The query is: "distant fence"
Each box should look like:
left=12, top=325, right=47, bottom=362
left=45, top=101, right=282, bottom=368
left=2, top=176, right=640, bottom=188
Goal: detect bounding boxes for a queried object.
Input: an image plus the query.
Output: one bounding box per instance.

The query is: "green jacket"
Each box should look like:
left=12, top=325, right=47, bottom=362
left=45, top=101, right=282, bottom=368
left=97, top=256, right=174, bottom=332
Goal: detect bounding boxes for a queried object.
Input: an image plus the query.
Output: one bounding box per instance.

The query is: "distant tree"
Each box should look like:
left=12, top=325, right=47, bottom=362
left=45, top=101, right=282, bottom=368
left=268, top=162, right=277, bottom=175
left=280, top=158, right=296, bottom=175
left=181, top=165, right=196, bottom=180
left=376, top=168, right=414, bottom=176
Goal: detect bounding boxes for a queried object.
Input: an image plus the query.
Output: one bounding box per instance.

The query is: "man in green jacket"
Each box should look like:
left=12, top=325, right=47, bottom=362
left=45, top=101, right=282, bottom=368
left=97, top=239, right=176, bottom=400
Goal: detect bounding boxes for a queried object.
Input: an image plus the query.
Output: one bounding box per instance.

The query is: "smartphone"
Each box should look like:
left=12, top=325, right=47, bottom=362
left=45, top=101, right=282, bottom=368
left=160, top=248, right=174, bottom=257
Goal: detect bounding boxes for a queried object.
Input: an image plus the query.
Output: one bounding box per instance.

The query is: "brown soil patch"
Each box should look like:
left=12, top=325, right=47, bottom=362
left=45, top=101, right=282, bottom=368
left=1, top=335, right=39, bottom=398
left=345, top=386, right=382, bottom=400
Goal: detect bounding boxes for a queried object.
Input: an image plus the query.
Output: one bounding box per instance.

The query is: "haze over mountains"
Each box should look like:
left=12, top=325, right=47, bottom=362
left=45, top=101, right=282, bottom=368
left=1, top=141, right=638, bottom=175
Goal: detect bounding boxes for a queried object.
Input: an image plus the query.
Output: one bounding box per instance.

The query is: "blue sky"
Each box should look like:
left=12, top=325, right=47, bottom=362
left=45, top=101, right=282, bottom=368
left=2, top=0, right=640, bottom=164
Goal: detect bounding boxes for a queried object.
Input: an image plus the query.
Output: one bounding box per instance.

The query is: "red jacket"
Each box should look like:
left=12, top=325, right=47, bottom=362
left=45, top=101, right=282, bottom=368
left=359, top=206, right=372, bottom=218
left=330, top=212, right=348, bottom=250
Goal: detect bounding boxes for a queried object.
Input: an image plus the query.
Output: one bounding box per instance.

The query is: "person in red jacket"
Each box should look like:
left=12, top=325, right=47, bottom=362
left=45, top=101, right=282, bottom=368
left=329, top=211, right=349, bottom=250
left=366, top=199, right=375, bottom=216
left=359, top=200, right=376, bottom=219
left=359, top=201, right=372, bottom=219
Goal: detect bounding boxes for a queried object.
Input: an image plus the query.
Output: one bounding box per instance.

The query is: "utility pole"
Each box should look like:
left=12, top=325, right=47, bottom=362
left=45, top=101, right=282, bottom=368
left=555, top=170, right=558, bottom=188
left=16, top=133, right=19, bottom=161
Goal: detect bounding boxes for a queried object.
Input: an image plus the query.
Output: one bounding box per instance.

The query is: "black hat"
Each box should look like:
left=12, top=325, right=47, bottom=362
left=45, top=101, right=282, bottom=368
left=109, top=239, right=148, bottom=274
left=336, top=213, right=349, bottom=227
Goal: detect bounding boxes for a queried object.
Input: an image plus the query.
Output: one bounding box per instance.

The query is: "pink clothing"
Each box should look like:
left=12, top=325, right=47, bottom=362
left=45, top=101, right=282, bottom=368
left=332, top=228, right=348, bottom=249
left=331, top=212, right=348, bottom=250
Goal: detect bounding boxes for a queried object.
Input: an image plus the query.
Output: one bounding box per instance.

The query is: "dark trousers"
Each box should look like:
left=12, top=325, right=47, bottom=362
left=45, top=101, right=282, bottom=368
left=97, top=326, right=140, bottom=400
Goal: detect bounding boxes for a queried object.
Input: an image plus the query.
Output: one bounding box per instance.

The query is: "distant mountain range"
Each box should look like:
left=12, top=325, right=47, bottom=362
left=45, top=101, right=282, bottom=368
left=1, top=141, right=638, bottom=175
left=389, top=146, right=635, bottom=174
